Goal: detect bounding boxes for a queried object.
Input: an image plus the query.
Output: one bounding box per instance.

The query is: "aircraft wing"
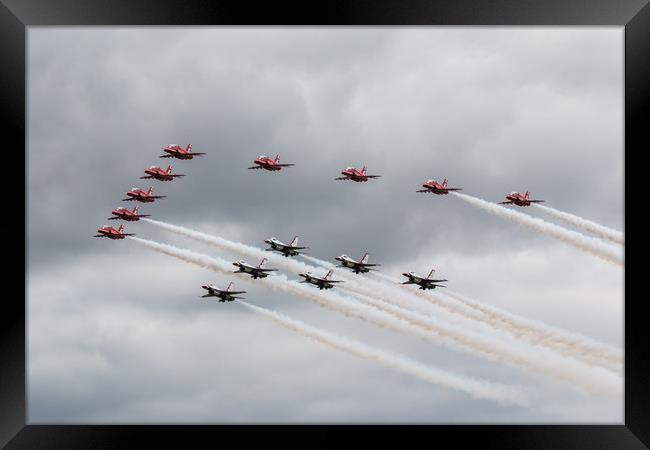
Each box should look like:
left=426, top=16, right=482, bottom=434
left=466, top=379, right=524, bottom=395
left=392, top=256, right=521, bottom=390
left=447, top=188, right=462, bottom=191
left=138, top=214, right=152, bottom=218
left=360, top=263, right=380, bottom=267
left=107, top=217, right=119, bottom=220
left=248, top=166, right=264, bottom=169
left=228, top=291, right=247, bottom=295
left=139, top=176, right=153, bottom=179
left=277, top=163, right=295, bottom=167
left=529, top=200, right=545, bottom=203
left=122, top=197, right=136, bottom=201
left=416, top=189, right=431, bottom=192
left=150, top=195, right=167, bottom=199
left=366, top=175, right=382, bottom=178
left=498, top=201, right=513, bottom=205
left=277, top=246, right=308, bottom=253
left=201, top=293, right=215, bottom=298
left=326, top=280, right=344, bottom=283
left=171, top=174, right=186, bottom=178
left=259, top=268, right=277, bottom=272
left=122, top=233, right=137, bottom=236
left=159, top=154, right=174, bottom=158
left=93, top=234, right=104, bottom=237
left=335, top=176, right=349, bottom=180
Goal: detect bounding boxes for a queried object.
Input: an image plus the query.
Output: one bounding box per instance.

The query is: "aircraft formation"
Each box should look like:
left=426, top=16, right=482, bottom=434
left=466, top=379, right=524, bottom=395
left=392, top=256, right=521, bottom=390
left=95, top=145, right=547, bottom=299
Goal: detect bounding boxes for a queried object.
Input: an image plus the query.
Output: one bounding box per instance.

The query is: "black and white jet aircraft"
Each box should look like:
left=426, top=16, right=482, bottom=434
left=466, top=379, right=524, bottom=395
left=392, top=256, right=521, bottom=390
left=335, top=251, right=380, bottom=274
left=401, top=269, right=447, bottom=290
left=298, top=269, right=343, bottom=290
left=264, top=235, right=308, bottom=257
left=200, top=281, right=247, bottom=302
left=233, top=258, right=277, bottom=279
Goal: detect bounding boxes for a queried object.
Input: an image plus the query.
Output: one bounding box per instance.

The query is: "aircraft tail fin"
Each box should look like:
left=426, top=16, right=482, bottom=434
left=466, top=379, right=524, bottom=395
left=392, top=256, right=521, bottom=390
left=325, top=269, right=333, bottom=280
left=427, top=269, right=435, bottom=280
left=290, top=235, right=299, bottom=247
left=274, top=154, right=280, bottom=163
left=167, top=165, right=173, bottom=173
left=443, top=179, right=448, bottom=187
left=525, top=190, right=529, bottom=199
left=360, top=252, right=369, bottom=264
left=226, top=281, right=234, bottom=292
left=147, top=186, right=153, bottom=195
left=258, top=258, right=267, bottom=268
left=133, top=206, right=139, bottom=214
left=362, top=165, right=367, bottom=174
left=118, top=224, right=124, bottom=233
left=187, top=143, right=192, bottom=152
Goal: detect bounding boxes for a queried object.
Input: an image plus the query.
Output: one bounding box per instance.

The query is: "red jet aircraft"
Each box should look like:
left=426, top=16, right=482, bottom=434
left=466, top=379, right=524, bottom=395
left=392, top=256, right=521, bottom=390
left=417, top=178, right=462, bottom=195
left=248, top=154, right=295, bottom=171
left=108, top=206, right=151, bottom=222
left=140, top=165, right=185, bottom=181
left=122, top=186, right=166, bottom=203
left=499, top=191, right=545, bottom=207
left=160, top=143, right=206, bottom=160
left=335, top=166, right=381, bottom=182
left=93, top=224, right=135, bottom=240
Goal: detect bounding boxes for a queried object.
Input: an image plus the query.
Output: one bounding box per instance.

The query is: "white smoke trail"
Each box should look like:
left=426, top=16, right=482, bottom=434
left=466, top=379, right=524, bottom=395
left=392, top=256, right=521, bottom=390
left=129, top=237, right=622, bottom=397
left=143, top=219, right=622, bottom=374
left=370, top=271, right=404, bottom=284
left=303, top=253, right=623, bottom=374
left=450, top=192, right=623, bottom=266
left=343, top=288, right=622, bottom=389
left=143, top=218, right=315, bottom=276
left=237, top=300, right=529, bottom=406
left=532, top=204, right=624, bottom=245
left=301, top=254, right=335, bottom=269
left=442, top=290, right=623, bottom=373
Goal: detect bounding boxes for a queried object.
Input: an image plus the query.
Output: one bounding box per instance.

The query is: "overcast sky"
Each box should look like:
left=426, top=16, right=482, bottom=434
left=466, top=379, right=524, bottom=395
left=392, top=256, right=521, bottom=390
left=27, top=27, right=623, bottom=423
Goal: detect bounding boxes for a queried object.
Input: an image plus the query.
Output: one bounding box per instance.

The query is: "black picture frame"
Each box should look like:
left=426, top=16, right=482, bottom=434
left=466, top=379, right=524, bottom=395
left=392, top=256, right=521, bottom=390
left=3, top=0, right=646, bottom=447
